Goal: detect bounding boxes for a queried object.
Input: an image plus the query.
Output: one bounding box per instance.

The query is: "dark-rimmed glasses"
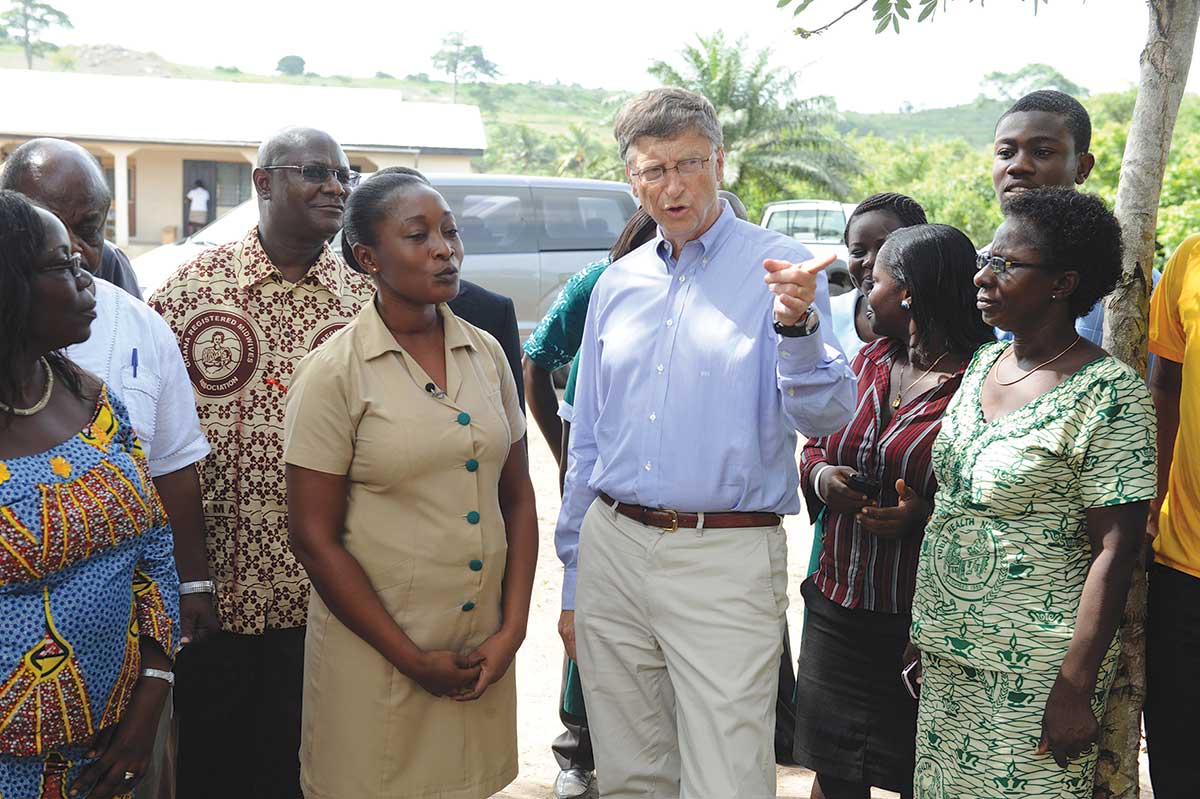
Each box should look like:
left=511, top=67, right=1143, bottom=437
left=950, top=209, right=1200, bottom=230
left=263, top=164, right=361, bottom=188
left=976, top=252, right=1058, bottom=278
left=40, top=252, right=85, bottom=278
left=630, top=156, right=713, bottom=184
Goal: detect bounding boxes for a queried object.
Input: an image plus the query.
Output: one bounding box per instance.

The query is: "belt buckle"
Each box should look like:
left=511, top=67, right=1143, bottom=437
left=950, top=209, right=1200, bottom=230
left=660, top=509, right=679, bottom=534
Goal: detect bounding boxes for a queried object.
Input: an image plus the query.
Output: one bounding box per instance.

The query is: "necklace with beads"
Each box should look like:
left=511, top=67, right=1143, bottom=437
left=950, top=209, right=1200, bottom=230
left=0, top=357, right=54, bottom=416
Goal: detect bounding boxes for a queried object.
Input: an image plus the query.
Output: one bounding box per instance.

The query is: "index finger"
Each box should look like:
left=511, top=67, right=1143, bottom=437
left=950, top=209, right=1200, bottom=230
left=799, top=253, right=836, bottom=274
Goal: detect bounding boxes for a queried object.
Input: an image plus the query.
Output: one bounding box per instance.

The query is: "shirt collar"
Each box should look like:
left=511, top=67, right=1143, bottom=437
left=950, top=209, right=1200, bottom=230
left=235, top=226, right=347, bottom=295
left=654, top=199, right=735, bottom=267
left=360, top=300, right=478, bottom=361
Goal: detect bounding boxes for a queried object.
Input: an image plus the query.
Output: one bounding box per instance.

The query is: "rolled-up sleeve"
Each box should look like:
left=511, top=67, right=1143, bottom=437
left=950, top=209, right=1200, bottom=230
left=777, top=272, right=856, bottom=438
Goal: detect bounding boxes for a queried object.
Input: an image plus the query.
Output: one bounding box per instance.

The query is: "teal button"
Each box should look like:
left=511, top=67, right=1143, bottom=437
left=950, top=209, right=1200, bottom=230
left=462, top=601, right=476, bottom=612
left=469, top=559, right=483, bottom=571
left=457, top=412, right=471, bottom=426
left=466, top=511, right=481, bottom=525
left=465, top=458, right=479, bottom=472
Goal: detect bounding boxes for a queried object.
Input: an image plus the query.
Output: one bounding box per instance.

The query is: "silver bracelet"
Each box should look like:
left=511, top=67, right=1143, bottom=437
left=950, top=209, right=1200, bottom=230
left=178, top=580, right=216, bottom=596
left=140, top=667, right=175, bottom=687
left=812, top=464, right=834, bottom=504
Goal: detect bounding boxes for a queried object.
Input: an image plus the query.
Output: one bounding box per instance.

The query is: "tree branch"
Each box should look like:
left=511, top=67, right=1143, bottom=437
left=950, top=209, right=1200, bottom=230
left=795, top=0, right=872, bottom=37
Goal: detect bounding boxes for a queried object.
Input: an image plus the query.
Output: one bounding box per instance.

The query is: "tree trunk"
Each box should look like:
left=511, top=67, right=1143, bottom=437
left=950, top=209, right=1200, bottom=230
left=1095, top=2, right=1200, bottom=797
left=22, top=8, right=32, bottom=70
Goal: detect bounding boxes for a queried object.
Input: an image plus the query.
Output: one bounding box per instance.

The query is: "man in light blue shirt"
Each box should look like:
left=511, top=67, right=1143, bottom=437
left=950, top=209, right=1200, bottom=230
left=556, top=87, right=855, bottom=798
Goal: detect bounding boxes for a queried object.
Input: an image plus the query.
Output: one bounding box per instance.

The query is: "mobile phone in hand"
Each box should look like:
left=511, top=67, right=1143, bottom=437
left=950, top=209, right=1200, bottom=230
left=846, top=472, right=881, bottom=497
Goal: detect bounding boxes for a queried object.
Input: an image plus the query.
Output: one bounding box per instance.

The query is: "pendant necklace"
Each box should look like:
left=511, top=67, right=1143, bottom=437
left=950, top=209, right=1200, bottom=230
left=892, top=352, right=948, bottom=410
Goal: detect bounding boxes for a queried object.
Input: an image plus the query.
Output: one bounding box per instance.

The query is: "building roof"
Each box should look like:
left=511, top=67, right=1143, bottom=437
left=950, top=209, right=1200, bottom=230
left=0, top=69, right=486, bottom=154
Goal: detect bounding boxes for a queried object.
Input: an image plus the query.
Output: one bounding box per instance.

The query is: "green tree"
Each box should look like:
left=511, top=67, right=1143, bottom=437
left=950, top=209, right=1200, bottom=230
left=432, top=32, right=499, bottom=103
left=0, top=0, right=72, bottom=69
left=276, top=55, right=305, bottom=76
left=981, top=63, right=1088, bottom=101
left=648, top=33, right=860, bottom=210
left=554, top=124, right=624, bottom=180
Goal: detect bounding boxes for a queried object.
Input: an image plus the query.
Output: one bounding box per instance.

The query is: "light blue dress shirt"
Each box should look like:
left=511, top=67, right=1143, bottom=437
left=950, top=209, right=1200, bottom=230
left=555, top=201, right=857, bottom=608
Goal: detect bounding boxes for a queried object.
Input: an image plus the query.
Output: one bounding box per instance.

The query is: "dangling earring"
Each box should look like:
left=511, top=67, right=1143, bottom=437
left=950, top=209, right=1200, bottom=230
left=900, top=299, right=912, bottom=310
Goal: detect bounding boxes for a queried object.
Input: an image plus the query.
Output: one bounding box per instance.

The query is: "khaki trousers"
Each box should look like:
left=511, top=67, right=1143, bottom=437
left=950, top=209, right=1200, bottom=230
left=575, top=498, right=788, bottom=799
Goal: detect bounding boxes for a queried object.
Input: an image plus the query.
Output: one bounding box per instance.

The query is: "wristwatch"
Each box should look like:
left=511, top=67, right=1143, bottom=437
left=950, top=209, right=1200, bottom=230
left=140, top=668, right=175, bottom=687
left=773, top=308, right=820, bottom=337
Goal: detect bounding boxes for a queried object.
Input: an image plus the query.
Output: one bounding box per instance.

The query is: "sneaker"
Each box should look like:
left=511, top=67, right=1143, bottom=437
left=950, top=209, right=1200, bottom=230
left=553, top=767, right=594, bottom=798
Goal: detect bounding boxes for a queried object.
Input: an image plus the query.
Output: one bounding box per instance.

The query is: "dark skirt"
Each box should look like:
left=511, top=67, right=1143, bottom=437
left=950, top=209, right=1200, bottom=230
left=792, top=577, right=917, bottom=793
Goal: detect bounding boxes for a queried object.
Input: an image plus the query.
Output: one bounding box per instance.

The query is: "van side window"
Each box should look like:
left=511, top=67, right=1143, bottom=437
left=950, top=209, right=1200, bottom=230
left=534, top=188, right=637, bottom=252
left=438, top=187, right=536, bottom=255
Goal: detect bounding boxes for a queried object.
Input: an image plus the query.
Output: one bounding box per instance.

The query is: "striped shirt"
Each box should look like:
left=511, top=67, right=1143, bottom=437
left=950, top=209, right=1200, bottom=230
left=799, top=337, right=966, bottom=613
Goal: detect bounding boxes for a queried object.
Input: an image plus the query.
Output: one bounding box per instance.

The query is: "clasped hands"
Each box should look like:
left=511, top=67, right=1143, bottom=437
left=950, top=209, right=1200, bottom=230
left=411, top=628, right=522, bottom=702
left=819, top=467, right=928, bottom=538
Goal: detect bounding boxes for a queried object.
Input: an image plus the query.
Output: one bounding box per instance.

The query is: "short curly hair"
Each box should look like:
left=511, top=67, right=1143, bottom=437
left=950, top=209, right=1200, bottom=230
left=1002, top=188, right=1122, bottom=319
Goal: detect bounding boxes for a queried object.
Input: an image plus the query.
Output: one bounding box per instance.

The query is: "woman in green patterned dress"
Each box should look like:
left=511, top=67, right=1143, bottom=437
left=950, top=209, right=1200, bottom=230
left=908, top=188, right=1156, bottom=799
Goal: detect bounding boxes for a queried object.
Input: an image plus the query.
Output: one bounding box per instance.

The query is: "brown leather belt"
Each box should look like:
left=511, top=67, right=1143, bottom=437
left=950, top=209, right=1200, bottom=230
left=598, top=491, right=781, bottom=533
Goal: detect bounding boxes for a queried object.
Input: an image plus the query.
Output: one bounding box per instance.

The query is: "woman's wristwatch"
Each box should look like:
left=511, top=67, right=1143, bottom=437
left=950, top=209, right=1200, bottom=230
left=140, top=668, right=175, bottom=687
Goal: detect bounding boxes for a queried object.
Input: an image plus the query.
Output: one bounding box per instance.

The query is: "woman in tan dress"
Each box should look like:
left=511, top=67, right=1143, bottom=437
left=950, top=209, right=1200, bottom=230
left=283, top=169, right=538, bottom=799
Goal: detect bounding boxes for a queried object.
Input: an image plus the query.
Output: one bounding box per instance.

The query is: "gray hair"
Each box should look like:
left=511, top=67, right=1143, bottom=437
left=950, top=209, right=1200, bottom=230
left=613, top=88, right=723, bottom=163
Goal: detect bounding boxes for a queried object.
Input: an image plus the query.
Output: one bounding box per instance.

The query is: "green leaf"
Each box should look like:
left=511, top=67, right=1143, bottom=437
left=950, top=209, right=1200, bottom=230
left=918, top=1, right=936, bottom=22
left=792, top=0, right=817, bottom=15
left=776, top=0, right=791, bottom=8
left=875, top=14, right=891, bottom=33
left=896, top=1, right=910, bottom=19
left=892, top=13, right=901, bottom=32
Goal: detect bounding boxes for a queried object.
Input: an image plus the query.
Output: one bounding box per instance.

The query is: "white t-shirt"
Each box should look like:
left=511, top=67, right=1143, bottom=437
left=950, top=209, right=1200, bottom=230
left=66, top=278, right=211, bottom=477
left=186, top=186, right=210, bottom=214
left=828, top=289, right=870, bottom=364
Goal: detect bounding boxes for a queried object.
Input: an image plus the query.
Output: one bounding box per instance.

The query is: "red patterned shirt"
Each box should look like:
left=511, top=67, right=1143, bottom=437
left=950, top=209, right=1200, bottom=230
left=799, top=337, right=967, bottom=614
left=150, top=227, right=374, bottom=633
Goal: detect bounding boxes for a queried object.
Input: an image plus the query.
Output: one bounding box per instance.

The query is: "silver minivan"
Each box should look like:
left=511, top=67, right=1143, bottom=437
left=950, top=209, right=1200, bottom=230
left=132, top=174, right=637, bottom=338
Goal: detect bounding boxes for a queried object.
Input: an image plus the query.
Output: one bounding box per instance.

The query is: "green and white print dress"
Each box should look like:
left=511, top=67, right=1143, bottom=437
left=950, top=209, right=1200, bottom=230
left=910, top=341, right=1156, bottom=799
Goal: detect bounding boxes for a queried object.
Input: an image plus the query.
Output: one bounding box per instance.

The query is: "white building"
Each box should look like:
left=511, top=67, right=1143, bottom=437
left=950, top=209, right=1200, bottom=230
left=0, top=69, right=486, bottom=249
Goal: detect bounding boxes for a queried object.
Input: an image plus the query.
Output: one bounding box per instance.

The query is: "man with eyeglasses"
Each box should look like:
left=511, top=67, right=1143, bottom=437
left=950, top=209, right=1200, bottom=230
left=556, top=87, right=855, bottom=798
left=1, top=137, right=215, bottom=799
left=149, top=126, right=373, bottom=799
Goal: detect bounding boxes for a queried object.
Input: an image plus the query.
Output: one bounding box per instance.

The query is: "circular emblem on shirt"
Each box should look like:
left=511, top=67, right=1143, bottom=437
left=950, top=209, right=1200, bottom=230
left=309, top=323, right=346, bottom=351
left=929, top=516, right=1002, bottom=603
left=179, top=311, right=261, bottom=397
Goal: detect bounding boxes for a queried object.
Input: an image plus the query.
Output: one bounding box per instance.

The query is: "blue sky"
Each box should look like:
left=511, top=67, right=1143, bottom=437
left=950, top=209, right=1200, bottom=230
left=50, top=0, right=1192, bottom=113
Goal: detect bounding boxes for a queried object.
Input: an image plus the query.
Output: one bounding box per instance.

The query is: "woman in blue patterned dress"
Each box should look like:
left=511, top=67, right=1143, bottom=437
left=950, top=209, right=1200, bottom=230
left=0, top=190, right=180, bottom=799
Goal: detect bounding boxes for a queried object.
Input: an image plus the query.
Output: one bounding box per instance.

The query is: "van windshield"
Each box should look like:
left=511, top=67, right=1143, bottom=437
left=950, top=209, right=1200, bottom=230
left=765, top=208, right=846, bottom=243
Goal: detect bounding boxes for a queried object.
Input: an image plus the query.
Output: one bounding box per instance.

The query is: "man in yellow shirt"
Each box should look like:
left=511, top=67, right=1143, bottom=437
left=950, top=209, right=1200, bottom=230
left=1145, top=234, right=1200, bottom=796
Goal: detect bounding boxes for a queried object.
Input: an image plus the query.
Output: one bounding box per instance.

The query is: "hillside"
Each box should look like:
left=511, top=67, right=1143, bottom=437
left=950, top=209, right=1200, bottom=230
left=841, top=97, right=1010, bottom=148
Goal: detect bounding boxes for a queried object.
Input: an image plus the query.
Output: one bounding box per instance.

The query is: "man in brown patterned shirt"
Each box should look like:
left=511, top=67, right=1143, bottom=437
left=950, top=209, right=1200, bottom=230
left=150, top=127, right=373, bottom=799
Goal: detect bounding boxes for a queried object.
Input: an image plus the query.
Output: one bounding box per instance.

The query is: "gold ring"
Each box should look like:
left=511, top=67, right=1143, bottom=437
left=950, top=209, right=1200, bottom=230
left=124, top=771, right=136, bottom=781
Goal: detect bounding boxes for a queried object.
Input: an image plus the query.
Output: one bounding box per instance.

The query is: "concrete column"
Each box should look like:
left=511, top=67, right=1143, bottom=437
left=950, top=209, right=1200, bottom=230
left=106, top=144, right=135, bottom=247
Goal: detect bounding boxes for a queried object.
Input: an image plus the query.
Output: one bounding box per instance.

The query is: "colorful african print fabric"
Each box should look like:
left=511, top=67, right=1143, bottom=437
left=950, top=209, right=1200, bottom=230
left=0, top=387, right=179, bottom=798
left=913, top=647, right=1117, bottom=799
left=149, top=227, right=374, bottom=634
left=910, top=342, right=1156, bottom=797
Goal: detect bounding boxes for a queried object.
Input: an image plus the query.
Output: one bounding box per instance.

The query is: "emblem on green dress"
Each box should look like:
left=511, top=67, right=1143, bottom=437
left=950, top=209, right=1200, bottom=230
left=931, top=517, right=1001, bottom=602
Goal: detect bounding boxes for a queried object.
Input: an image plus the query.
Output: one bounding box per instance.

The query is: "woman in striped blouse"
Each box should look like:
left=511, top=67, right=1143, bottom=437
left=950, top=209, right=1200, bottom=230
left=792, top=223, right=995, bottom=799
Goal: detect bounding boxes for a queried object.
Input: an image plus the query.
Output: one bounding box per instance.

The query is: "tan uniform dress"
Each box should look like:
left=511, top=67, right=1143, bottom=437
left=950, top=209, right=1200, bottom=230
left=283, top=300, right=526, bottom=799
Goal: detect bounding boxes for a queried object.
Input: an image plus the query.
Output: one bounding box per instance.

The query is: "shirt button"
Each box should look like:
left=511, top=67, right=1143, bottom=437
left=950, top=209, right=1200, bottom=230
left=702, top=258, right=709, bottom=265
left=468, top=559, right=483, bottom=572
left=644, top=461, right=652, bottom=471
left=678, top=275, right=686, bottom=283
left=656, top=364, right=664, bottom=374
left=665, top=319, right=674, bottom=327
left=466, top=511, right=481, bottom=524
left=462, top=601, right=476, bottom=612
left=781, top=350, right=791, bottom=358
left=649, top=412, right=656, bottom=422
left=457, top=412, right=471, bottom=426
left=465, top=458, right=479, bottom=472
left=788, top=388, right=796, bottom=397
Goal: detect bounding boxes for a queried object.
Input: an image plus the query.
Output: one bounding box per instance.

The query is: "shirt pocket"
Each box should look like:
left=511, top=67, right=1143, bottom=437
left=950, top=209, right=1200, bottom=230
left=118, top=364, right=162, bottom=455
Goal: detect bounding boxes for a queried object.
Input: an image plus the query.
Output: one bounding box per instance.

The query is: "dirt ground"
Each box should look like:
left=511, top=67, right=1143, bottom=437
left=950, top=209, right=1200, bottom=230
left=496, top=405, right=1154, bottom=799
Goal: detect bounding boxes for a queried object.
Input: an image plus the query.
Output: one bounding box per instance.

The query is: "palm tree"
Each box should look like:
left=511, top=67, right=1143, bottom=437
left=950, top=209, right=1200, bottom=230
left=649, top=33, right=860, bottom=206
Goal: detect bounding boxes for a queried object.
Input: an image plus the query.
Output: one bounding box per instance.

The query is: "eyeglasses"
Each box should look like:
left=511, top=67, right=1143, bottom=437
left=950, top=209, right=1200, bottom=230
left=976, top=252, right=1059, bottom=278
left=263, top=164, right=361, bottom=188
left=40, top=252, right=85, bottom=278
left=630, top=156, right=713, bottom=184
